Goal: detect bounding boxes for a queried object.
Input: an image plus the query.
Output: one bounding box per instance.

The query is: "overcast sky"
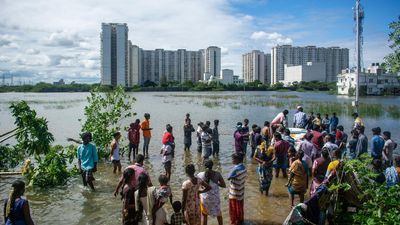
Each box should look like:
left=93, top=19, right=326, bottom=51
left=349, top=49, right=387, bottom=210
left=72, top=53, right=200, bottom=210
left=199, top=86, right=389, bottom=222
left=0, top=0, right=398, bottom=84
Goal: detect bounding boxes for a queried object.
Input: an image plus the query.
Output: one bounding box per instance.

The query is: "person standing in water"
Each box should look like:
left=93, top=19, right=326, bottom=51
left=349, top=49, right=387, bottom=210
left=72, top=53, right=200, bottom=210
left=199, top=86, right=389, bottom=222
left=228, top=152, right=247, bottom=225
left=77, top=132, right=98, bottom=190
left=212, top=120, right=220, bottom=157
left=141, top=113, right=152, bottom=159
left=4, top=180, right=35, bottom=225
left=128, top=120, right=141, bottom=161
left=110, top=131, right=122, bottom=174
left=183, top=119, right=195, bottom=151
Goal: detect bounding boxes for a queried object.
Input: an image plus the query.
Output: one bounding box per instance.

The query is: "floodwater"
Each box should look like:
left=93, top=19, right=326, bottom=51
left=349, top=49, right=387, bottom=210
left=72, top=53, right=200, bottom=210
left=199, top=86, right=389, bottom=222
left=0, top=91, right=399, bottom=225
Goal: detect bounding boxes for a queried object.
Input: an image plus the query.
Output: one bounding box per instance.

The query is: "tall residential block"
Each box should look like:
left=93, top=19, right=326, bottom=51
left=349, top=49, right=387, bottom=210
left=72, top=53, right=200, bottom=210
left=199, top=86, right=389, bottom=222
left=101, top=23, right=128, bottom=86
left=205, top=46, right=221, bottom=78
left=271, top=45, right=349, bottom=84
left=128, top=45, right=206, bottom=85
left=242, top=50, right=271, bottom=84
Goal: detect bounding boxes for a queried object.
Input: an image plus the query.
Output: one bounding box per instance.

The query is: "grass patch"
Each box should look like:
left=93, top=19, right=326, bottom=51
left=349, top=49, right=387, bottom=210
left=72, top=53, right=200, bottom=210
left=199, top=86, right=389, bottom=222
left=203, top=101, right=222, bottom=108
left=271, top=94, right=299, bottom=99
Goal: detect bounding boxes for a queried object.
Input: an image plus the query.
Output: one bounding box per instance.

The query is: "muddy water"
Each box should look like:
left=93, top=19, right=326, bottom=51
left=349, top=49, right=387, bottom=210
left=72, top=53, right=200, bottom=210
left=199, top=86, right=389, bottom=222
left=1, top=91, right=399, bottom=225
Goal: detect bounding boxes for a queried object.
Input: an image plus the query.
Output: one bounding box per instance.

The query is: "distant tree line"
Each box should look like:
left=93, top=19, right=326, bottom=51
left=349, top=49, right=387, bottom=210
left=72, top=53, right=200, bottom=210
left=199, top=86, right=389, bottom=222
left=0, top=80, right=339, bottom=93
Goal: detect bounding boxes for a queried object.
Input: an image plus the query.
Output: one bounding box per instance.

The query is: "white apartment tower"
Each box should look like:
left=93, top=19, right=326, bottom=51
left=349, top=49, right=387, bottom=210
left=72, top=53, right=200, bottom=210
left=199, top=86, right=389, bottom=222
left=129, top=46, right=206, bottom=85
left=101, top=23, right=129, bottom=86
left=243, top=50, right=265, bottom=83
left=242, top=51, right=271, bottom=84
left=205, top=46, right=221, bottom=78
left=271, top=45, right=349, bottom=84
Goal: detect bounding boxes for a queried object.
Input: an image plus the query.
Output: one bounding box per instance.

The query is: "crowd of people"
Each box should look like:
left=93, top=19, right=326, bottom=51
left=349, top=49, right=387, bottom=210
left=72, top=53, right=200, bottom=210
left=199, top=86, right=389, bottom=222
left=3, top=108, right=399, bottom=225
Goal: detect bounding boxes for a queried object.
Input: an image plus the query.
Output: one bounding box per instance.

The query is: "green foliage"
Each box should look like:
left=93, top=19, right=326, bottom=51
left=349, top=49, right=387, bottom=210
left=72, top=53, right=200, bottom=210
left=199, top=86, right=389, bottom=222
left=24, top=145, right=79, bottom=188
left=336, top=155, right=400, bottom=224
left=81, top=86, right=135, bottom=159
left=0, top=82, right=95, bottom=93
left=10, top=101, right=54, bottom=157
left=384, top=16, right=400, bottom=73
left=0, top=145, right=24, bottom=171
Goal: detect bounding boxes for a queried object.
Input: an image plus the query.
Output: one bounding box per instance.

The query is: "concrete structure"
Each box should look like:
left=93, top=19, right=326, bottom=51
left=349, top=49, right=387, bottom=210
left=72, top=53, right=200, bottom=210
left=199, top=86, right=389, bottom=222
left=233, top=75, right=244, bottom=85
left=281, top=62, right=326, bottom=86
left=337, top=64, right=400, bottom=95
left=101, top=23, right=128, bottom=86
left=242, top=50, right=271, bottom=84
left=271, top=45, right=349, bottom=84
left=205, top=46, right=221, bottom=78
left=129, top=46, right=204, bottom=85
left=53, top=79, right=65, bottom=85
left=264, top=53, right=271, bottom=84
left=220, top=69, right=234, bottom=85
left=243, top=50, right=264, bottom=83
left=101, top=23, right=221, bottom=86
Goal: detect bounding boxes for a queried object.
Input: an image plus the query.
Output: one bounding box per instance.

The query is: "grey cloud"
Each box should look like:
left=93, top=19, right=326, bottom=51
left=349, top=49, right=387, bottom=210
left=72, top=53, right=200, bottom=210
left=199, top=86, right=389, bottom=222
left=26, top=48, right=40, bottom=54
left=43, top=31, right=87, bottom=47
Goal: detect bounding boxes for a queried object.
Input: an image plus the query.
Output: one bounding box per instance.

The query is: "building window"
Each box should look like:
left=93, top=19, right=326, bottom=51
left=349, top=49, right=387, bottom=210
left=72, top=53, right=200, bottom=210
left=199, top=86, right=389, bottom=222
left=385, top=79, right=388, bottom=83
left=369, top=78, right=373, bottom=83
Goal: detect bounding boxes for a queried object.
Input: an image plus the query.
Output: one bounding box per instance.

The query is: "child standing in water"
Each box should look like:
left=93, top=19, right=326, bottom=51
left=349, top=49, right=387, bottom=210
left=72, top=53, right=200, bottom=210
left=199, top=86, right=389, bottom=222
left=170, top=201, right=184, bottom=225
left=4, top=180, right=35, bottom=225
left=121, top=168, right=136, bottom=225
left=111, top=132, right=122, bottom=174
left=77, top=132, right=98, bottom=190
left=152, top=174, right=172, bottom=225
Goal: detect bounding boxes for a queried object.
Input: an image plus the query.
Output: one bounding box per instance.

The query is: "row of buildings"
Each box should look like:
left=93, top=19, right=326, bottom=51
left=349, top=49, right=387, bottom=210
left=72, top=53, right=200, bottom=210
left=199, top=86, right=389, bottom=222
left=242, top=45, right=349, bottom=85
left=337, top=63, right=400, bottom=95
left=100, top=23, right=350, bottom=87
left=100, top=23, right=399, bottom=95
left=101, top=23, right=221, bottom=87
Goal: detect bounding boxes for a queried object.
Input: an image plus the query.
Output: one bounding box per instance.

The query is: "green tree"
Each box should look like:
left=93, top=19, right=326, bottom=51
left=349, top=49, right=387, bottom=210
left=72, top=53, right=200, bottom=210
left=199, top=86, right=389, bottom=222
left=81, top=86, right=136, bottom=158
left=10, top=101, right=54, bottom=157
left=384, top=16, right=400, bottom=73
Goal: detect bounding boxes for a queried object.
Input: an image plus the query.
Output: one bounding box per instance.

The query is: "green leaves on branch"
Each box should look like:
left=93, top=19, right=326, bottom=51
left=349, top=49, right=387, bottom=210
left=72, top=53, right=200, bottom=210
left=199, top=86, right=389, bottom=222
left=384, top=16, right=400, bottom=73
left=335, top=155, right=400, bottom=224
left=81, top=86, right=136, bottom=158
left=0, top=145, right=24, bottom=171
left=4, top=101, right=78, bottom=188
left=24, top=145, right=79, bottom=188
left=10, top=101, right=54, bottom=157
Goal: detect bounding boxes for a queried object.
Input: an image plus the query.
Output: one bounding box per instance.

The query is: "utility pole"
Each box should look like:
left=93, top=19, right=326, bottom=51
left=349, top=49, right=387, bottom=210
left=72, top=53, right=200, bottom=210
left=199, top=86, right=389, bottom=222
left=354, top=0, right=364, bottom=113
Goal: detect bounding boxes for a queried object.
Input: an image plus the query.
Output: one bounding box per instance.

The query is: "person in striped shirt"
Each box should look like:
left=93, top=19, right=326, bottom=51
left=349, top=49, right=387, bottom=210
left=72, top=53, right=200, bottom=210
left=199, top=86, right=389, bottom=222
left=228, top=152, right=247, bottom=225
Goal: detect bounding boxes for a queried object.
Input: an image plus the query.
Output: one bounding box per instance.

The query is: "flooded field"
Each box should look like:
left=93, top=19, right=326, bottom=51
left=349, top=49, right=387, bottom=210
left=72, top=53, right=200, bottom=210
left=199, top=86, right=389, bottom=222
left=1, top=91, right=399, bottom=225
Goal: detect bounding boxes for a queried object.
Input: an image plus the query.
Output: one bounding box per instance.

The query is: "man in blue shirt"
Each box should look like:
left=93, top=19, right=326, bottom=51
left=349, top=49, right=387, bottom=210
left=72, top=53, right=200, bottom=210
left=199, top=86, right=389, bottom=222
left=371, top=127, right=384, bottom=159
left=77, top=132, right=98, bottom=190
left=329, top=112, right=339, bottom=133
left=293, top=106, right=307, bottom=128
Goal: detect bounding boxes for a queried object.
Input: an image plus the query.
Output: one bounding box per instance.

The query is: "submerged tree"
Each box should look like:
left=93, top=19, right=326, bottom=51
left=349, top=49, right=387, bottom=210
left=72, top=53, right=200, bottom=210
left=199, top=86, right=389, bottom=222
left=81, top=85, right=136, bottom=158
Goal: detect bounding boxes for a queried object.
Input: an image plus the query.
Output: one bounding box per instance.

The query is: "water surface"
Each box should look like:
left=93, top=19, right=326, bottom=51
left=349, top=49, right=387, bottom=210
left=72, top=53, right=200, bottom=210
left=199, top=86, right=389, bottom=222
left=0, top=91, right=399, bottom=225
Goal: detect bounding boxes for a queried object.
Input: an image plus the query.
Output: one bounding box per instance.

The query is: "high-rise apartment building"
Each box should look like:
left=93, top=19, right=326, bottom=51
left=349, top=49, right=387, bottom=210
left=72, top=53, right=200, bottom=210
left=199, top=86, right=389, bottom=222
left=242, top=50, right=271, bottom=84
left=101, top=23, right=221, bottom=86
left=129, top=43, right=206, bottom=85
left=271, top=45, right=349, bottom=84
left=101, top=23, right=128, bottom=86
left=205, top=46, right=221, bottom=78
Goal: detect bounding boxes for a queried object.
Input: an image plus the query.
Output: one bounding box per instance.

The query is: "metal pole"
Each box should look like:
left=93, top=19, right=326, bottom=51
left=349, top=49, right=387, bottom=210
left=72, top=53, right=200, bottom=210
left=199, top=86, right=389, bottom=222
left=355, top=0, right=360, bottom=113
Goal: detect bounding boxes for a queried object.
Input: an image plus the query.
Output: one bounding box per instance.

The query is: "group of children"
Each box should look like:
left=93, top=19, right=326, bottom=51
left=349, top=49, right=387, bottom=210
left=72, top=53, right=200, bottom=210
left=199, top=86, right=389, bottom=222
left=192, top=117, right=220, bottom=161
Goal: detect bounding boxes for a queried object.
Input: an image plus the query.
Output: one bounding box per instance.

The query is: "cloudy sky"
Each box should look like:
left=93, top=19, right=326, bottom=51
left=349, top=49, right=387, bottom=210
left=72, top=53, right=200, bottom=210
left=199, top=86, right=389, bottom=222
left=0, top=0, right=399, bottom=84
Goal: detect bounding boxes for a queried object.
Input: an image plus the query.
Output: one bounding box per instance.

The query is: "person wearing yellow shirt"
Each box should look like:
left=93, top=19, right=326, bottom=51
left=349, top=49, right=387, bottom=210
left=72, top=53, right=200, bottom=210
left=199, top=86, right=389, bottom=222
left=352, top=112, right=364, bottom=129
